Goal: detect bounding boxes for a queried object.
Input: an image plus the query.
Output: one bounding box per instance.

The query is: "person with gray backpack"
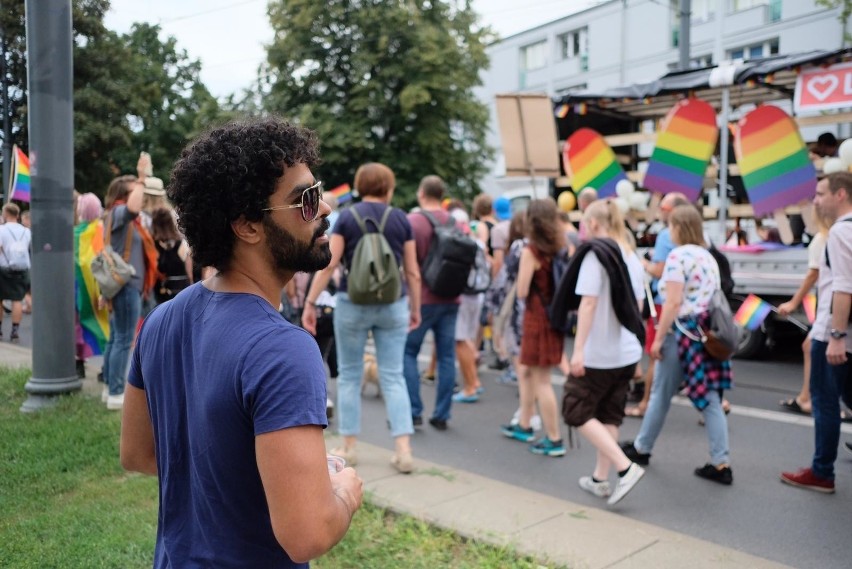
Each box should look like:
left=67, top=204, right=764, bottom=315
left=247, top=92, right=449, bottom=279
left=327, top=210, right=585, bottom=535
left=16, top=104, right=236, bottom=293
left=302, top=163, right=421, bottom=474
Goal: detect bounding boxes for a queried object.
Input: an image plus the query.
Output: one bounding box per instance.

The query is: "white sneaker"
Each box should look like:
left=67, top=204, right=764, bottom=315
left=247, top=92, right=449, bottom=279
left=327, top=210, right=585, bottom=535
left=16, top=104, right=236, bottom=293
left=101, top=386, right=109, bottom=403
left=106, top=393, right=125, bottom=410
left=510, top=410, right=543, bottom=432
left=607, top=463, right=645, bottom=506
left=579, top=476, right=612, bottom=498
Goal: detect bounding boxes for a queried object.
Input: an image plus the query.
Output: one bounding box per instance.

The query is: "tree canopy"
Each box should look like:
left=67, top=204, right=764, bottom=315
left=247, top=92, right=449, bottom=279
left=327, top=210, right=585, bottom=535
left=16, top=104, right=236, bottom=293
left=264, top=0, right=494, bottom=206
left=0, top=0, right=222, bottom=197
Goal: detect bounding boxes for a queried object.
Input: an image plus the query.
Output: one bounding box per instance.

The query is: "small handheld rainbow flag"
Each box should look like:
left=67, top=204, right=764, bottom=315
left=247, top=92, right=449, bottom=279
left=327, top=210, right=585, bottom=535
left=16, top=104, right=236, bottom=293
left=802, top=292, right=817, bottom=325
left=329, top=183, right=352, bottom=204
left=734, top=294, right=773, bottom=331
left=8, top=145, right=31, bottom=203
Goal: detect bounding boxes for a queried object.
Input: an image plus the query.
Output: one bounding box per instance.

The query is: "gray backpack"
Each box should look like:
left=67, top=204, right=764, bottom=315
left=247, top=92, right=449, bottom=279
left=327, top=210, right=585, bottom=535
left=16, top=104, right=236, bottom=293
left=346, top=206, right=402, bottom=305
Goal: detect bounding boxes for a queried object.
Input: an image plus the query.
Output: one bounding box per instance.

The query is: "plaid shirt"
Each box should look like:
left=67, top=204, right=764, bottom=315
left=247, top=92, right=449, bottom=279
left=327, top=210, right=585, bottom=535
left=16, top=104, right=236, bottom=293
left=675, top=311, right=733, bottom=410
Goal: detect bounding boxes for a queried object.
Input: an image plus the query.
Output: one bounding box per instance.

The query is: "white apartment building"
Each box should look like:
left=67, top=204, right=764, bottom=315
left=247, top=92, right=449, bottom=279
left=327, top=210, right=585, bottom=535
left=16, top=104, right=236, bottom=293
left=477, top=0, right=847, bottom=193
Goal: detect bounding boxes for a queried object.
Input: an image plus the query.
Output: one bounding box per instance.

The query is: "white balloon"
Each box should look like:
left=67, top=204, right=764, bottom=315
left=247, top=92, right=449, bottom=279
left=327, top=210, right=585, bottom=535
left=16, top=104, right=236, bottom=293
left=628, top=191, right=650, bottom=211
left=823, top=157, right=845, bottom=175
left=613, top=197, right=630, bottom=214
left=615, top=179, right=635, bottom=198
left=839, top=138, right=852, bottom=168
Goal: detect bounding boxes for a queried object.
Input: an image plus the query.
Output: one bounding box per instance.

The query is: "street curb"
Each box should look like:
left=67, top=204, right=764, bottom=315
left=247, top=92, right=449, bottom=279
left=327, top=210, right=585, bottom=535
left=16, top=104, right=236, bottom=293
left=335, top=437, right=793, bottom=569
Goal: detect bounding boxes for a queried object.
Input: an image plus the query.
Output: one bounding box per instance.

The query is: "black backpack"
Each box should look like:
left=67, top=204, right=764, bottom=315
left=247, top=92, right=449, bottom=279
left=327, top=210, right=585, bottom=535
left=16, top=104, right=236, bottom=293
left=708, top=243, right=734, bottom=298
left=418, top=210, right=479, bottom=298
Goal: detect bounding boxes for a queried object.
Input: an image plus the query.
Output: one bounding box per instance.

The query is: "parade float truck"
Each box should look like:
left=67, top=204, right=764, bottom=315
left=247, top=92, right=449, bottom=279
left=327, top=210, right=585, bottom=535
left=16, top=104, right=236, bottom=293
left=494, top=49, right=852, bottom=357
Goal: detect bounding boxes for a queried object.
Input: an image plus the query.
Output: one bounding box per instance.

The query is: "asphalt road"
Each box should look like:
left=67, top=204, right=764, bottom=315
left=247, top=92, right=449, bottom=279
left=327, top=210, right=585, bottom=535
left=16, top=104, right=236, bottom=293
left=8, top=312, right=852, bottom=567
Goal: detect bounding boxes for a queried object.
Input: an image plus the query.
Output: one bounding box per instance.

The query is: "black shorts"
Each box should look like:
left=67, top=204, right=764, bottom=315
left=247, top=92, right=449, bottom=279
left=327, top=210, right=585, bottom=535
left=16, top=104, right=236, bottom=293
left=561, top=363, right=636, bottom=427
left=0, top=268, right=29, bottom=301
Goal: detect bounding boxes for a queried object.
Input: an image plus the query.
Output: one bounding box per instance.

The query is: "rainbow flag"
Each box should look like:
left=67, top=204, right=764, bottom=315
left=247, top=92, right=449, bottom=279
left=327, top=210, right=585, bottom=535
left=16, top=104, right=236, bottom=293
left=74, top=219, right=109, bottom=355
left=555, top=104, right=569, bottom=119
left=329, top=183, right=352, bottom=204
left=9, top=146, right=31, bottom=203
left=734, top=294, right=773, bottom=331
left=803, top=292, right=817, bottom=325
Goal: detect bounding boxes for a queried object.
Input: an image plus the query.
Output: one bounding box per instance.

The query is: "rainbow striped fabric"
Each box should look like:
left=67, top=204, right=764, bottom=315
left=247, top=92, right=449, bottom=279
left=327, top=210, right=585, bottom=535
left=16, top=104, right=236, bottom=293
left=733, top=294, right=773, bottom=331
left=74, top=220, right=109, bottom=354
left=736, top=105, right=817, bottom=217
left=643, top=99, right=718, bottom=202
left=9, top=146, right=30, bottom=203
left=803, top=292, right=817, bottom=325
left=329, top=183, right=353, bottom=204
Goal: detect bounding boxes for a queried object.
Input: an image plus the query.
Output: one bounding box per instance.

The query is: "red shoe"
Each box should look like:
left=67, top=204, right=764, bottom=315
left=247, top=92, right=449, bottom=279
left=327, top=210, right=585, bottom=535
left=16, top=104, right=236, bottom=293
left=780, top=468, right=835, bottom=494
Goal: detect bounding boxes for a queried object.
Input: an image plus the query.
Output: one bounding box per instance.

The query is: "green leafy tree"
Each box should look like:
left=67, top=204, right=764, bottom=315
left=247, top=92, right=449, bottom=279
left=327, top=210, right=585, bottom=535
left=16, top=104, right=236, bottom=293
left=817, top=0, right=852, bottom=44
left=1, top=1, right=224, bottom=196
left=263, top=0, right=494, bottom=206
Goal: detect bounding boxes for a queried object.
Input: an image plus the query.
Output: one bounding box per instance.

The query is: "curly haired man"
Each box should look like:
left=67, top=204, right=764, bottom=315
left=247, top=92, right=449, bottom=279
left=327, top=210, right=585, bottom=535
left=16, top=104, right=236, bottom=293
left=120, top=117, right=363, bottom=567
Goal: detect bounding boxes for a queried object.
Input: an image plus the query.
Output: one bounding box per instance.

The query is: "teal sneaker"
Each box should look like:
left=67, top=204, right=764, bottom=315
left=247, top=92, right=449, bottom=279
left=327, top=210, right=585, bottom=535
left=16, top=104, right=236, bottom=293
left=529, top=437, right=566, bottom=457
left=500, top=423, right=535, bottom=442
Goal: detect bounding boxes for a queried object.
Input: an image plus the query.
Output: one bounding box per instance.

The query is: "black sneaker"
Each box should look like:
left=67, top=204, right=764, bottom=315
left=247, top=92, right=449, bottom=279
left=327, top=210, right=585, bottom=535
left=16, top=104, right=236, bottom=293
left=429, top=417, right=448, bottom=431
left=695, top=463, right=733, bottom=485
left=846, top=442, right=852, bottom=455
left=488, top=357, right=510, bottom=371
left=412, top=416, right=423, bottom=428
left=9, top=331, right=19, bottom=343
left=619, top=441, right=651, bottom=466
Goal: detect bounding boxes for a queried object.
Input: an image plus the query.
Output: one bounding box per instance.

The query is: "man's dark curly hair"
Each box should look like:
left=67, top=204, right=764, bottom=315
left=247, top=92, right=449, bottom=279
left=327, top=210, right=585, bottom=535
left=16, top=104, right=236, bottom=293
left=168, top=117, right=321, bottom=271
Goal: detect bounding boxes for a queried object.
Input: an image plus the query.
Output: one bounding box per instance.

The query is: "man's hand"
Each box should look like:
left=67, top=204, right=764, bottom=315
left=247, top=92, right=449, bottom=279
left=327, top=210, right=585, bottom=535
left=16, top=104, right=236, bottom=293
left=827, top=337, right=849, bottom=366
left=777, top=300, right=797, bottom=317
left=330, top=466, right=363, bottom=520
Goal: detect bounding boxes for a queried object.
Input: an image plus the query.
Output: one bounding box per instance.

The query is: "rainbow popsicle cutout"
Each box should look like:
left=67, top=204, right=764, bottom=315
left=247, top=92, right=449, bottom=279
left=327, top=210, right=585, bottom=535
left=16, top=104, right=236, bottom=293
left=563, top=128, right=627, bottom=198
left=643, top=99, right=718, bottom=202
left=736, top=105, right=817, bottom=217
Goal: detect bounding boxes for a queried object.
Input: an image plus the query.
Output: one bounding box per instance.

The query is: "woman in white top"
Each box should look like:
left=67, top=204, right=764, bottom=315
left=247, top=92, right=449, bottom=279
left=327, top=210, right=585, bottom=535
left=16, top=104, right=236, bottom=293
left=622, top=205, right=734, bottom=486
left=777, top=214, right=829, bottom=415
left=565, top=199, right=646, bottom=505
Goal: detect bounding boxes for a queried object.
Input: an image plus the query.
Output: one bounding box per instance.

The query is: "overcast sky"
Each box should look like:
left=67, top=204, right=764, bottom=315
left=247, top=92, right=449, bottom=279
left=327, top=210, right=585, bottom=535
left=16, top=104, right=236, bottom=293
left=105, top=0, right=598, bottom=98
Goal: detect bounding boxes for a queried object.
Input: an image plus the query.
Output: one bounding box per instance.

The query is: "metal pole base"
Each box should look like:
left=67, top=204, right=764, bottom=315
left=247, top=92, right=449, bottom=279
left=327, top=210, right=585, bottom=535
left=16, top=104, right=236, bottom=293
left=20, top=376, right=82, bottom=412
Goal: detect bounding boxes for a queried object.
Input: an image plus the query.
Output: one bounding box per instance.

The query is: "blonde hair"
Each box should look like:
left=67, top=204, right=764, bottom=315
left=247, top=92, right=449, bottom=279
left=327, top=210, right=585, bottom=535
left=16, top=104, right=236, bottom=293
left=583, top=199, right=633, bottom=250
left=669, top=205, right=705, bottom=246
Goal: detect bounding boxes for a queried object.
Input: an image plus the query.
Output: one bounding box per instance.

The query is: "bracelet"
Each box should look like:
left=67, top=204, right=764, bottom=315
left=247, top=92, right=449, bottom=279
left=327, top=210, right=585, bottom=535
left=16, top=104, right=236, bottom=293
left=305, top=299, right=316, bottom=306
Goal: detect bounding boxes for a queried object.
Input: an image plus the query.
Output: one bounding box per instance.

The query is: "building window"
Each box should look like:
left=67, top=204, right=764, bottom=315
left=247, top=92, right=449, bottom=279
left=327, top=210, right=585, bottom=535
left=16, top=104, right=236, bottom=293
left=732, top=0, right=767, bottom=10
left=521, top=41, right=547, bottom=71
left=557, top=28, right=588, bottom=61
left=728, top=39, right=778, bottom=61
left=668, top=54, right=713, bottom=71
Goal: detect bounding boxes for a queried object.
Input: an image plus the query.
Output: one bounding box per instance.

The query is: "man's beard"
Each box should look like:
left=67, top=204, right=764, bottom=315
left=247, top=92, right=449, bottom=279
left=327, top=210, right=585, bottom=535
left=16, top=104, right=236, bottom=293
left=262, top=215, right=331, bottom=273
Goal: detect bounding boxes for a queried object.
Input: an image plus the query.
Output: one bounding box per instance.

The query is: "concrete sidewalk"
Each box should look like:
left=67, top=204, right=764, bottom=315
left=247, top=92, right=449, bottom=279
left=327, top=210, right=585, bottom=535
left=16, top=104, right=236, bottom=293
left=331, top=436, right=789, bottom=569
left=1, top=342, right=788, bottom=568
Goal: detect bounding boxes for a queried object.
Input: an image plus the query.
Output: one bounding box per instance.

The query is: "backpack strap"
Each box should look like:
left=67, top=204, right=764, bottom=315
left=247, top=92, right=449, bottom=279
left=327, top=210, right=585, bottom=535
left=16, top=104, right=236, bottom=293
left=418, top=209, right=451, bottom=229
left=825, top=218, right=852, bottom=269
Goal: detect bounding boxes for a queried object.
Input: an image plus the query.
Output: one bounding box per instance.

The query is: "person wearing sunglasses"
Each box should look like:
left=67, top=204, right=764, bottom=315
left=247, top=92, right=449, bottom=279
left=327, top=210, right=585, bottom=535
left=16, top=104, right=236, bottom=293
left=120, top=117, right=363, bottom=567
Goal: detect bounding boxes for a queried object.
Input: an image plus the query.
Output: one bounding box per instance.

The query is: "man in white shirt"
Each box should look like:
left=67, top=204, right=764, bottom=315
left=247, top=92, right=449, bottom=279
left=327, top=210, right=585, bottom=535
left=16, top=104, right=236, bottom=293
left=781, top=172, right=852, bottom=494
left=0, top=203, right=32, bottom=342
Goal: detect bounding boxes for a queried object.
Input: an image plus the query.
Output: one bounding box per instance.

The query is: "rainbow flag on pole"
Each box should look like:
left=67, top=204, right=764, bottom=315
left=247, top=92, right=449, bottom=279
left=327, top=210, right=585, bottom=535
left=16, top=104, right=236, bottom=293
left=329, top=183, right=353, bottom=204
left=8, top=145, right=31, bottom=203
left=74, top=219, right=110, bottom=355
left=734, top=294, right=773, bottom=331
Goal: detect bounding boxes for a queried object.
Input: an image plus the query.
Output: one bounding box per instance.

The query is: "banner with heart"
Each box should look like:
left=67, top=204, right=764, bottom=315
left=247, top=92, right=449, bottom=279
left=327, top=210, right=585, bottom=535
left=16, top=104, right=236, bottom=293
left=794, top=61, right=852, bottom=113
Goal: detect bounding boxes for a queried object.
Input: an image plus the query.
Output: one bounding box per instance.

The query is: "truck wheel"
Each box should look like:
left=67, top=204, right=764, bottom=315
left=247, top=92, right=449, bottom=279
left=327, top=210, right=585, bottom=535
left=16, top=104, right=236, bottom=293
left=734, top=325, right=765, bottom=359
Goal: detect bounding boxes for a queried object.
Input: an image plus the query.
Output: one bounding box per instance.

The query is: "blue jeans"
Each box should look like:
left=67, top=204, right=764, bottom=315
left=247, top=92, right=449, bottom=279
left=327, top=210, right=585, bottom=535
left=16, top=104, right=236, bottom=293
left=635, top=332, right=730, bottom=465
left=102, top=285, right=142, bottom=396
left=810, top=340, right=852, bottom=480
left=404, top=303, right=458, bottom=422
left=334, top=294, right=413, bottom=438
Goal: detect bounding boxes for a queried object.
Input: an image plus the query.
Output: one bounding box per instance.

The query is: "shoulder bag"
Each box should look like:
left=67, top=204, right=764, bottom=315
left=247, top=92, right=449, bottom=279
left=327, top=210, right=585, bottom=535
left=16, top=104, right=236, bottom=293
left=90, top=211, right=136, bottom=300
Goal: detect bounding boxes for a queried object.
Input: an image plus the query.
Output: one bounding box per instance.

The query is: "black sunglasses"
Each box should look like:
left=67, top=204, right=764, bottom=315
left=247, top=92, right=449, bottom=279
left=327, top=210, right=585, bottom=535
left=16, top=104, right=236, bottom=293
left=262, top=180, right=324, bottom=222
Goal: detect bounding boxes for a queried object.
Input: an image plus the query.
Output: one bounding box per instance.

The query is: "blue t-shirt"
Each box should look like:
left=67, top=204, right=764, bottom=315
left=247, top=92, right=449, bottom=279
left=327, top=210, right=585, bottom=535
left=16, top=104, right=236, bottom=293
left=128, top=283, right=328, bottom=568
left=332, top=202, right=413, bottom=293
left=651, top=227, right=675, bottom=304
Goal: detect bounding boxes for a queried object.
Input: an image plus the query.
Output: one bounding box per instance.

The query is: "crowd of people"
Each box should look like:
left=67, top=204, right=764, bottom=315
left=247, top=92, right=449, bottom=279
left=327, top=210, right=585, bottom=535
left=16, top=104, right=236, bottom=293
left=1, top=116, right=849, bottom=566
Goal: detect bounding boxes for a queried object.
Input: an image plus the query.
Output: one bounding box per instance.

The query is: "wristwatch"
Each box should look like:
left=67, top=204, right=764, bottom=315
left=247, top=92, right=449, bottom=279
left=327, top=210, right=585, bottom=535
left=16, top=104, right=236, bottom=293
left=830, top=329, right=848, bottom=340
